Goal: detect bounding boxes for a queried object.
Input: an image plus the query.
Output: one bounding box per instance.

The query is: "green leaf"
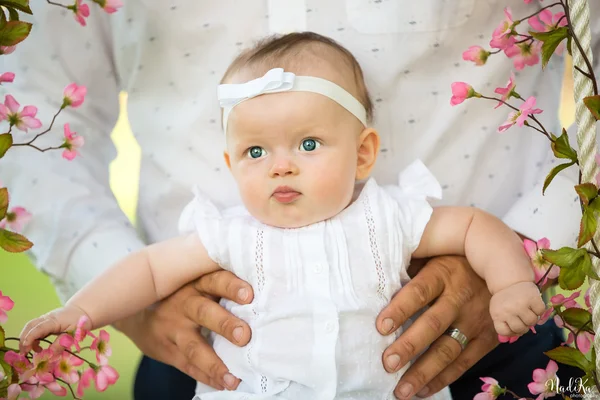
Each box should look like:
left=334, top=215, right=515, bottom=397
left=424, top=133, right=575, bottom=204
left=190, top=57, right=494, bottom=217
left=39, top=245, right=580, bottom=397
left=7, top=7, right=18, bottom=21
left=0, top=326, right=4, bottom=348
left=0, top=228, right=32, bottom=252
left=561, top=308, right=594, bottom=334
left=0, top=354, right=11, bottom=391
left=530, top=27, right=569, bottom=69
left=542, top=247, right=586, bottom=268
left=543, top=161, right=575, bottom=195
left=581, top=251, right=600, bottom=281
left=0, top=133, right=12, bottom=159
left=0, top=0, right=32, bottom=14
left=578, top=207, right=597, bottom=247
left=0, top=20, right=30, bottom=47
left=589, top=197, right=600, bottom=213
left=545, top=346, right=593, bottom=372
left=558, top=262, right=586, bottom=290
left=567, top=35, right=573, bottom=56
left=551, top=128, right=578, bottom=161
left=583, top=95, right=600, bottom=121
left=0, top=187, right=7, bottom=220
left=575, top=183, right=598, bottom=206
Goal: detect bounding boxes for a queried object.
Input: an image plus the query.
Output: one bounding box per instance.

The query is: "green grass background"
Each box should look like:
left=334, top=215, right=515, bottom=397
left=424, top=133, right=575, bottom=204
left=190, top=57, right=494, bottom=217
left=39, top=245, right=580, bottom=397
left=0, top=60, right=582, bottom=399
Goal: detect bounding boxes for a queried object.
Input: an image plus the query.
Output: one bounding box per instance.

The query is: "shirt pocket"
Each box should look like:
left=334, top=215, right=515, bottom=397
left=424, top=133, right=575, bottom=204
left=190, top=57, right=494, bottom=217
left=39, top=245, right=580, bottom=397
left=345, top=0, right=476, bottom=34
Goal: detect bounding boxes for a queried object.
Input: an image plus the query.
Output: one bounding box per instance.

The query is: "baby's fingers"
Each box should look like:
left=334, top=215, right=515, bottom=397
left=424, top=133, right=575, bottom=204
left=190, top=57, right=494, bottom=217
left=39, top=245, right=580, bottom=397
left=19, top=313, right=60, bottom=353
left=519, top=308, right=541, bottom=327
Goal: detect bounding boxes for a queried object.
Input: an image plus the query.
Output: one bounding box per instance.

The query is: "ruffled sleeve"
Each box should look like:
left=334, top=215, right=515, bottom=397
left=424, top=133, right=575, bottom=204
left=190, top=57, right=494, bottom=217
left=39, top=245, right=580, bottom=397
left=178, top=186, right=230, bottom=268
left=384, top=159, right=442, bottom=255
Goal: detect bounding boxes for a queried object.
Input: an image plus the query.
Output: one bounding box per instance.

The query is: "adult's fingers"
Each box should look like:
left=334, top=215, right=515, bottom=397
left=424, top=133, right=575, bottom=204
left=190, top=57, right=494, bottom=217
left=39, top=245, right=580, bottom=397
left=381, top=301, right=459, bottom=373
left=194, top=270, right=254, bottom=305
left=376, top=265, right=445, bottom=335
left=182, top=294, right=251, bottom=346
left=171, top=328, right=241, bottom=391
left=393, top=334, right=463, bottom=399
left=414, top=334, right=499, bottom=398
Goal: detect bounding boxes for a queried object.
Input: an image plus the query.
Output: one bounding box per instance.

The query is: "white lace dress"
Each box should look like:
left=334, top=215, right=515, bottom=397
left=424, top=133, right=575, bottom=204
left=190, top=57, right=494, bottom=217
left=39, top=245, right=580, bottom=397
left=178, top=160, right=453, bottom=400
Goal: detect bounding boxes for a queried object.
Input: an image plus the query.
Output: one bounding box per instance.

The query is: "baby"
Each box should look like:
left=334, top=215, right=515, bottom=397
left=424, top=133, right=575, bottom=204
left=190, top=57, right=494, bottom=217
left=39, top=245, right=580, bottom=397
left=20, top=32, right=545, bottom=400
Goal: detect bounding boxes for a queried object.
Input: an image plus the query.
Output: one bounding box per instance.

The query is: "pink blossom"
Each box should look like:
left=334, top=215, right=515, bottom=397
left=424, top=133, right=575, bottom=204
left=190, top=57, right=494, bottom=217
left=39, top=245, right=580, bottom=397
left=0, top=72, right=15, bottom=85
left=537, top=307, right=554, bottom=325
left=6, top=383, right=21, bottom=400
left=4, top=351, right=33, bottom=377
left=490, top=8, right=516, bottom=50
left=474, top=377, right=505, bottom=400
left=91, top=329, right=112, bottom=365
left=75, top=315, right=92, bottom=342
left=0, top=95, right=42, bottom=132
left=450, top=82, right=476, bottom=106
left=498, top=335, right=519, bottom=344
left=61, top=123, right=85, bottom=161
left=0, top=46, right=16, bottom=55
left=527, top=360, right=559, bottom=398
left=523, top=238, right=558, bottom=285
left=97, top=0, right=123, bottom=14
left=494, top=72, right=517, bottom=108
left=505, top=41, right=542, bottom=70
left=0, top=206, right=32, bottom=233
left=550, top=291, right=580, bottom=308
left=54, top=351, right=84, bottom=384
left=585, top=287, right=592, bottom=311
left=77, top=367, right=95, bottom=398
left=498, top=96, right=543, bottom=133
left=0, top=290, right=14, bottom=323
left=462, top=46, right=490, bottom=66
left=22, top=376, right=47, bottom=399
left=45, top=380, right=68, bottom=396
left=95, top=364, right=119, bottom=391
left=31, top=349, right=58, bottom=384
left=62, top=83, right=87, bottom=108
left=529, top=9, right=567, bottom=32
left=70, top=0, right=90, bottom=26
left=565, top=330, right=594, bottom=354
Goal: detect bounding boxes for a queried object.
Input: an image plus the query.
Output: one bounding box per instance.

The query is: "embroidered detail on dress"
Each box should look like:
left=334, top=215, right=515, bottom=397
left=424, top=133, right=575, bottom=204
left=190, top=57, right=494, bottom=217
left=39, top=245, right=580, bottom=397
left=255, top=229, right=265, bottom=293
left=362, top=193, right=387, bottom=302
left=260, top=375, right=268, bottom=393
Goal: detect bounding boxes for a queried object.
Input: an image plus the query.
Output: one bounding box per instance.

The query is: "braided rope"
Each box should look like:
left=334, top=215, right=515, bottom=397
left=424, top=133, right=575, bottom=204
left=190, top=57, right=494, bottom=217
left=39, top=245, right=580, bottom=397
left=569, top=0, right=600, bottom=379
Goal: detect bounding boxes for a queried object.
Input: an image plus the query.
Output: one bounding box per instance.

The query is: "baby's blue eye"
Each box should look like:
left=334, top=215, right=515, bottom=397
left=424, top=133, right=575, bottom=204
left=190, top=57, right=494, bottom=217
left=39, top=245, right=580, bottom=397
left=300, top=139, right=320, bottom=152
left=247, top=146, right=266, bottom=159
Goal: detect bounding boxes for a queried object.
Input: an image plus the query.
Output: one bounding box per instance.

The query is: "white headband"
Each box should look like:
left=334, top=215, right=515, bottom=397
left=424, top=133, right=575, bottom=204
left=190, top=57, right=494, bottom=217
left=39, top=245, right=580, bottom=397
left=217, top=67, right=368, bottom=132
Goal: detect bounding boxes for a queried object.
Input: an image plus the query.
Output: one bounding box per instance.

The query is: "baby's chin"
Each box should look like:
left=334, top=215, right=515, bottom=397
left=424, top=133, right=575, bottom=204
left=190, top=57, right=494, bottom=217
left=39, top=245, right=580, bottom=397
left=254, top=205, right=344, bottom=229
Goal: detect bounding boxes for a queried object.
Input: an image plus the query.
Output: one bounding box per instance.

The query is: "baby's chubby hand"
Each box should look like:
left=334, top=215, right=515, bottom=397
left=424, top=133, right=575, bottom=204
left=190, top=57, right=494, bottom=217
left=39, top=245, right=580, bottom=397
left=19, top=305, right=92, bottom=354
left=489, top=281, right=546, bottom=337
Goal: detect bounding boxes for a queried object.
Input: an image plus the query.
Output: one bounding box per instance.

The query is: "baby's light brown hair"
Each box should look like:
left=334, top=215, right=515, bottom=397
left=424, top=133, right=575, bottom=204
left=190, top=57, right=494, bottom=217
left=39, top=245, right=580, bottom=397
left=221, top=32, right=374, bottom=123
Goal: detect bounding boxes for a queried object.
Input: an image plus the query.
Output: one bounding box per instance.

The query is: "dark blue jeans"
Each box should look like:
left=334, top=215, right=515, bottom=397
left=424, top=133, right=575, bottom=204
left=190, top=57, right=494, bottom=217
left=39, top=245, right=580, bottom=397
left=133, top=319, right=583, bottom=399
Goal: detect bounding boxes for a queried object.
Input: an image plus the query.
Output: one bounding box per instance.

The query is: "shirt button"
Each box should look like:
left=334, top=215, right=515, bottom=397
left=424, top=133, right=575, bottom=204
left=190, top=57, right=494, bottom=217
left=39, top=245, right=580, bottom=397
left=314, top=263, right=324, bottom=273
left=325, top=321, right=336, bottom=333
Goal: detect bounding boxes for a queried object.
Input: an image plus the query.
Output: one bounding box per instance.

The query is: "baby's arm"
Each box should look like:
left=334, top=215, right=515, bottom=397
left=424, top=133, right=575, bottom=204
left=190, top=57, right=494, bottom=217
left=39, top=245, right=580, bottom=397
left=413, top=206, right=545, bottom=335
left=20, top=233, right=219, bottom=350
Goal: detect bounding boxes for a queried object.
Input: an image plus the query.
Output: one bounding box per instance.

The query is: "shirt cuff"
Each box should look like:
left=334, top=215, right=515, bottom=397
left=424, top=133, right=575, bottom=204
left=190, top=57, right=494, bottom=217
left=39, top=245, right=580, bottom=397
left=502, top=174, right=581, bottom=248
left=51, top=226, right=145, bottom=303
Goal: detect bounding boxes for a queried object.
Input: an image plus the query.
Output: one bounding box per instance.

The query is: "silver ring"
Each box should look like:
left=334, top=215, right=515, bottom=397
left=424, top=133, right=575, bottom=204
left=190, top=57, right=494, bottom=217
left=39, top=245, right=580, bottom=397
left=444, top=327, right=469, bottom=350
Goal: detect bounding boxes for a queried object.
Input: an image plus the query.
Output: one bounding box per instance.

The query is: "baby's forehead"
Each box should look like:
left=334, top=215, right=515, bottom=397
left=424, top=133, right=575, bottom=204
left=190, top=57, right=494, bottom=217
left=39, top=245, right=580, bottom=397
left=225, top=46, right=361, bottom=101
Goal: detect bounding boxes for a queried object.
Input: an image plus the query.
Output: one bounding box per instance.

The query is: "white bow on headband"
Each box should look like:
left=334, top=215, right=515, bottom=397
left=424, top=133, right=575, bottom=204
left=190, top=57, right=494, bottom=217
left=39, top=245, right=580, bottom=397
left=217, top=67, right=368, bottom=132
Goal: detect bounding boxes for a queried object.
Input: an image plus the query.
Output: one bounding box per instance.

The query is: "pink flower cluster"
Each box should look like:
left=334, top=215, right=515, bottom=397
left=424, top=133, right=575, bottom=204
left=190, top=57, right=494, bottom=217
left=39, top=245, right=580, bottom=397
left=70, top=0, right=124, bottom=27
left=462, top=6, right=566, bottom=71
left=475, top=361, right=559, bottom=400
left=2, top=315, right=119, bottom=399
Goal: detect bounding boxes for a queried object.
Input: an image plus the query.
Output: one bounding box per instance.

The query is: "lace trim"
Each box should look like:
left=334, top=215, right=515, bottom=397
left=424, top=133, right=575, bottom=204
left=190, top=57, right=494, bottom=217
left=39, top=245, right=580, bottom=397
left=362, top=193, right=387, bottom=302
left=247, top=228, right=268, bottom=393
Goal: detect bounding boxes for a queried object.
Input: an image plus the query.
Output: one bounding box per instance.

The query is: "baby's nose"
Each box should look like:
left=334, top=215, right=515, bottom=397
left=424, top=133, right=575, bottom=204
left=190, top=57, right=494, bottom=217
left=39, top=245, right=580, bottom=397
left=269, top=156, right=299, bottom=177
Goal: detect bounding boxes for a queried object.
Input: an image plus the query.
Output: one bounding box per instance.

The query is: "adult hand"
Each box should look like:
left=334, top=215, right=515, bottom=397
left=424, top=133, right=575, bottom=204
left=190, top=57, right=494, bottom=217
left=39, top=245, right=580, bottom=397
left=376, top=256, right=499, bottom=399
left=113, top=270, right=254, bottom=391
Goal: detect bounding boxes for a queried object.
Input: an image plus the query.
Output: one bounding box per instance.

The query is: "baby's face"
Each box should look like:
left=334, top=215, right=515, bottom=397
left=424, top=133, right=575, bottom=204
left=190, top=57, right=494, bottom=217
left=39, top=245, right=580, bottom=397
left=224, top=88, right=364, bottom=228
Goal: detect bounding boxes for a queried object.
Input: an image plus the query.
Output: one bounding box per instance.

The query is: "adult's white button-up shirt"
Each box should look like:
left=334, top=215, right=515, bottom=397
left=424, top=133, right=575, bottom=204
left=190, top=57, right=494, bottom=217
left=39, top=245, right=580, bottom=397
left=2, top=1, right=599, bottom=301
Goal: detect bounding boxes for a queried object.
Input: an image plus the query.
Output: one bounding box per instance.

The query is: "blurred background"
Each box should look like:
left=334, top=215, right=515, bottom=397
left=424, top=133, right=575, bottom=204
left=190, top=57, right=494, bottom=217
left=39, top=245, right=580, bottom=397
left=0, top=59, right=580, bottom=399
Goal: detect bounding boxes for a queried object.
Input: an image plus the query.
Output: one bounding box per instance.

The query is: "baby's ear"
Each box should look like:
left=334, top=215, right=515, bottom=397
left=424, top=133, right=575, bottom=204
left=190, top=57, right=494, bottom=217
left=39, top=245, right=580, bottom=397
left=223, top=152, right=232, bottom=170
left=356, top=127, right=380, bottom=180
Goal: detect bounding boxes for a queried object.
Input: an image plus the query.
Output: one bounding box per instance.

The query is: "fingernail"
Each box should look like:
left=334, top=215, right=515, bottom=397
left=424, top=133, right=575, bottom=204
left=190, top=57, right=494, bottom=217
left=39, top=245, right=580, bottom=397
left=386, top=354, right=400, bottom=370
left=398, top=383, right=413, bottom=398
left=417, top=386, right=430, bottom=397
left=382, top=318, right=394, bottom=334
left=238, top=288, right=249, bottom=302
left=223, top=373, right=237, bottom=389
left=233, top=327, right=243, bottom=343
